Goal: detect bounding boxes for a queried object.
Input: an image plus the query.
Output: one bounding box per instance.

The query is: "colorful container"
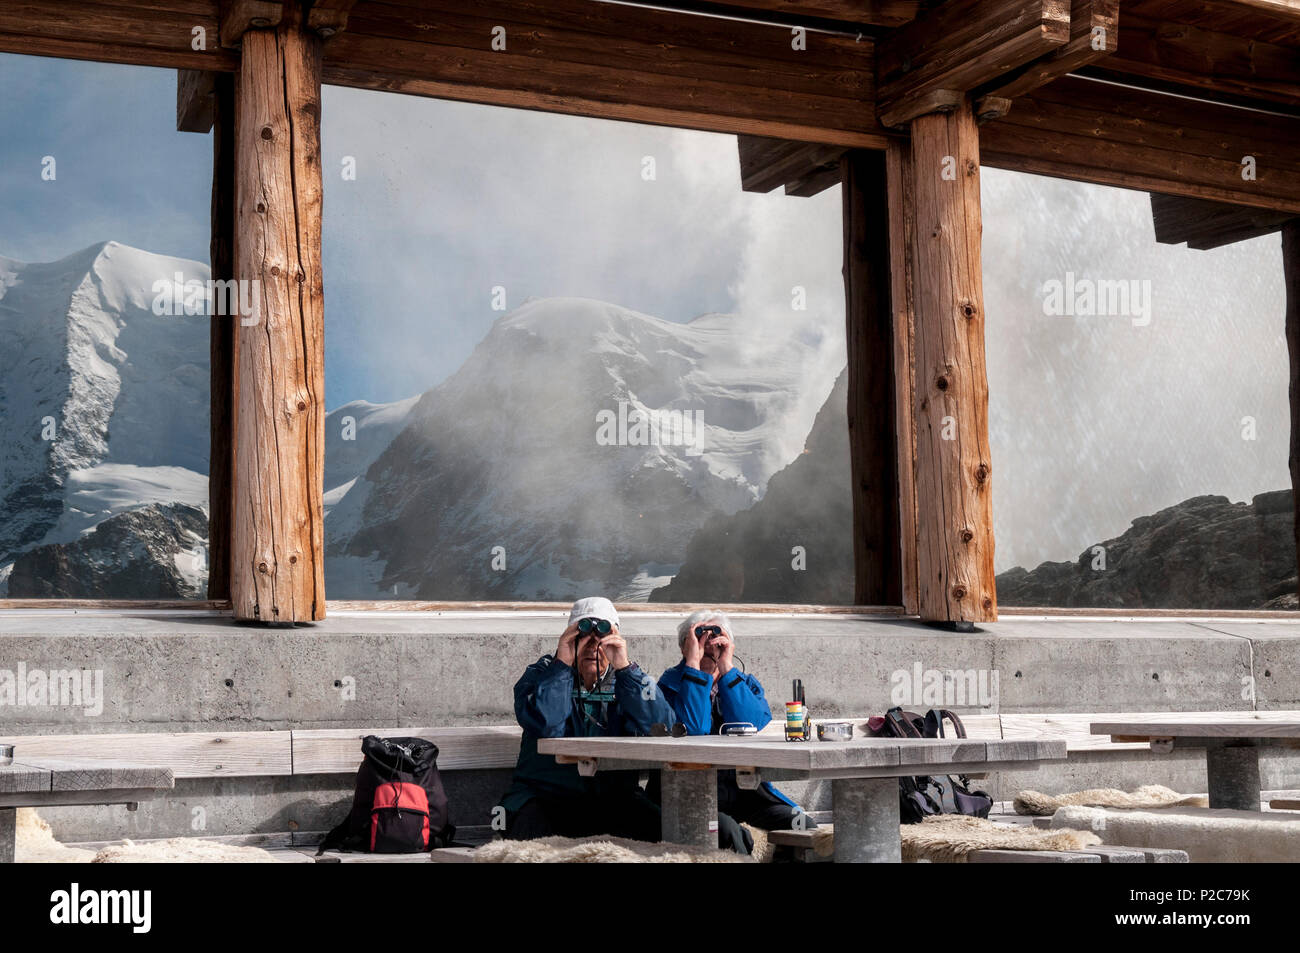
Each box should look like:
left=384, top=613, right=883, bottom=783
left=785, top=701, right=807, bottom=742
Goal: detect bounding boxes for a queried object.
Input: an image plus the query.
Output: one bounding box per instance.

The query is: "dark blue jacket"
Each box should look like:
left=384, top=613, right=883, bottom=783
left=657, top=659, right=796, bottom=808
left=500, top=654, right=674, bottom=813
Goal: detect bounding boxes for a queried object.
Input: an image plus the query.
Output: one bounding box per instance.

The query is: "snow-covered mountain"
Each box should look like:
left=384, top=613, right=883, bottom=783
left=0, top=242, right=837, bottom=602
left=325, top=297, right=838, bottom=600
left=0, top=241, right=211, bottom=596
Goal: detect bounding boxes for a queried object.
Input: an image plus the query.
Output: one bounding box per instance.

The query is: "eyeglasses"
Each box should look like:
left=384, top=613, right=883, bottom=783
left=576, top=617, right=613, bottom=636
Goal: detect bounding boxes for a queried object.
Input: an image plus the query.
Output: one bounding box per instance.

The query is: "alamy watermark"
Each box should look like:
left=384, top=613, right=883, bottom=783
left=151, top=272, right=260, bottom=325
left=0, top=662, right=104, bottom=716
left=596, top=401, right=705, bottom=457
left=1041, top=271, right=1152, bottom=327
left=890, top=662, right=999, bottom=708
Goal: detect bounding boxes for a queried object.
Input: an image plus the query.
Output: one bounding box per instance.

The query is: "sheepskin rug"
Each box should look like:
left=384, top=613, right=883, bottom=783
left=15, top=809, right=279, bottom=863
left=14, top=809, right=95, bottom=863
left=471, top=835, right=750, bottom=863
left=900, top=815, right=1102, bottom=863
left=1015, top=785, right=1208, bottom=816
left=1050, top=806, right=1300, bottom=863
left=91, top=839, right=280, bottom=863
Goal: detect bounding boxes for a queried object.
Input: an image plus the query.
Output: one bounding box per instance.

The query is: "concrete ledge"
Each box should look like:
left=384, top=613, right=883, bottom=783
left=2, top=611, right=1296, bottom=842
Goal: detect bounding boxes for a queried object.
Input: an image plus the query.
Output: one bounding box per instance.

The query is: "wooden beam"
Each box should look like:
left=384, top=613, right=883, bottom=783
left=978, top=0, right=1118, bottom=101
left=1285, top=220, right=1300, bottom=607
left=232, top=2, right=325, bottom=621
left=220, top=0, right=284, bottom=48
left=0, top=1, right=238, bottom=72
left=1093, top=8, right=1300, bottom=111
left=886, top=138, right=919, bottom=615
left=208, top=71, right=236, bottom=602
left=654, top=0, right=921, bottom=27
left=908, top=100, right=996, bottom=622
left=177, top=68, right=217, bottom=133
left=322, top=0, right=887, bottom=148
left=841, top=150, right=902, bottom=606
left=876, top=0, right=1071, bottom=127
left=1150, top=193, right=1297, bottom=250
left=308, top=0, right=358, bottom=37
left=738, top=136, right=847, bottom=195
left=981, top=76, right=1300, bottom=214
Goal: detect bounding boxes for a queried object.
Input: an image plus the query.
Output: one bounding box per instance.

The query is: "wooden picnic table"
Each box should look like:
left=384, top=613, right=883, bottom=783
left=0, top=756, right=175, bottom=862
left=538, top=734, right=1066, bottom=862
left=1091, top=715, right=1300, bottom=812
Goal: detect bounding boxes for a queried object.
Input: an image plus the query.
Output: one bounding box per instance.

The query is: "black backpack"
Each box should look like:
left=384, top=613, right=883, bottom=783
left=318, top=736, right=455, bottom=854
left=874, top=707, right=994, bottom=824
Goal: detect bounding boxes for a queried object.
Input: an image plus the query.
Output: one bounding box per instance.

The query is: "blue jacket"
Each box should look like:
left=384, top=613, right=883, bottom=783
left=500, top=654, right=674, bottom=813
left=657, top=660, right=796, bottom=808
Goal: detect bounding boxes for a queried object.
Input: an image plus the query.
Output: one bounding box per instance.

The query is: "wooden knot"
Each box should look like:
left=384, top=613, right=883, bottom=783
left=959, top=528, right=974, bottom=543
left=258, top=561, right=269, bottom=574
left=260, top=125, right=274, bottom=140
left=961, top=301, right=977, bottom=319
left=296, top=400, right=307, bottom=412
left=289, top=554, right=298, bottom=564
left=982, top=597, right=994, bottom=611
left=295, top=271, right=306, bottom=283
left=966, top=159, right=978, bottom=176
left=975, top=463, right=990, bottom=483
left=256, top=202, right=266, bottom=214
left=270, top=265, right=280, bottom=276
left=935, top=376, right=949, bottom=391
left=952, top=585, right=967, bottom=600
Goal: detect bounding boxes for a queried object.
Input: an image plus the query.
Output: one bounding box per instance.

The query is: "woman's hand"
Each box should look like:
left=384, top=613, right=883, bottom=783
left=683, top=628, right=705, bottom=669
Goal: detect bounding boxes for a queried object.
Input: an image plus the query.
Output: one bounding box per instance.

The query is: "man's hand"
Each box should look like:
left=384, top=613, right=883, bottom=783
left=711, top=633, right=735, bottom=676
left=683, top=627, right=705, bottom=669
left=598, top=631, right=630, bottom=671
left=555, top=622, right=580, bottom=667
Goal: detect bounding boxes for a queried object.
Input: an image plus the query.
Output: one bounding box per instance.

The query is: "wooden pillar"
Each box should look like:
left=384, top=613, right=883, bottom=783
left=1284, top=220, right=1300, bottom=603
left=231, top=2, right=326, bottom=621
left=208, top=71, right=235, bottom=602
left=841, top=150, right=903, bottom=607
left=907, top=101, right=996, bottom=623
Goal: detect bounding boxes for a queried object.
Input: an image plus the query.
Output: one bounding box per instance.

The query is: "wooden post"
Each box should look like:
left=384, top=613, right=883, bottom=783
left=841, top=150, right=902, bottom=607
left=886, top=140, right=920, bottom=615
left=231, top=1, right=325, bottom=621
left=1284, top=221, right=1300, bottom=604
left=907, top=101, right=996, bottom=623
left=208, top=71, right=235, bottom=602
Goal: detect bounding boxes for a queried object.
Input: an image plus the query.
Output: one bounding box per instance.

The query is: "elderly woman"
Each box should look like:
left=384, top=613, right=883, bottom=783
left=657, top=609, right=816, bottom=850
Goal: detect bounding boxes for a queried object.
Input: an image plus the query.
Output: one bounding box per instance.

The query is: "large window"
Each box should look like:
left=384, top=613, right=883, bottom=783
left=320, top=89, right=853, bottom=604
left=0, top=54, right=212, bottom=599
left=984, top=169, right=1290, bottom=610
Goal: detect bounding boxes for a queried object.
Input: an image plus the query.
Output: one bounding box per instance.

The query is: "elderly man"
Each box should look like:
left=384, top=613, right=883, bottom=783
left=499, top=596, right=674, bottom=841
left=657, top=609, right=816, bottom=850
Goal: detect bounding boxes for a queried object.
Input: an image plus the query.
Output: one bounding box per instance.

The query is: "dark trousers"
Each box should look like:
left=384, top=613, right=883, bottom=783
left=717, top=770, right=818, bottom=832
left=505, top=790, right=662, bottom=843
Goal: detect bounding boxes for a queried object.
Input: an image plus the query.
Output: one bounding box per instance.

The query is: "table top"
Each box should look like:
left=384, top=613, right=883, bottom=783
left=0, top=756, right=174, bottom=797
left=1091, top=718, right=1300, bottom=741
left=538, top=734, right=1066, bottom=775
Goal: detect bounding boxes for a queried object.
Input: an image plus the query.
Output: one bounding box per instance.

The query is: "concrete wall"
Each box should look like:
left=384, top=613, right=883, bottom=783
left=2, top=611, right=1296, bottom=841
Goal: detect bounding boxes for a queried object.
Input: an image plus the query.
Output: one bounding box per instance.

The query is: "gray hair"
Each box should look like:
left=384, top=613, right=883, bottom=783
left=677, top=609, right=734, bottom=650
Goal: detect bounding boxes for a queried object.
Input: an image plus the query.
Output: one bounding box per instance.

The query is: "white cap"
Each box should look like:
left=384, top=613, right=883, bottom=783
left=569, top=596, right=619, bottom=629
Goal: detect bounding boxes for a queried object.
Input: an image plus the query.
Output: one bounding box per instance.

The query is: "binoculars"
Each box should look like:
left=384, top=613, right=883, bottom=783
left=576, top=617, right=613, bottom=636
left=695, top=624, right=723, bottom=640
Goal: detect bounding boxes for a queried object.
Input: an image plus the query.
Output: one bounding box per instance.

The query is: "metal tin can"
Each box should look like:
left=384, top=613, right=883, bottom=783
left=785, top=701, right=807, bottom=741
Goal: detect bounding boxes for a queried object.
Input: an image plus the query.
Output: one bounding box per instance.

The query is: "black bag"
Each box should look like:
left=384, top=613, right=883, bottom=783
left=317, top=735, right=455, bottom=854
left=875, top=707, right=993, bottom=823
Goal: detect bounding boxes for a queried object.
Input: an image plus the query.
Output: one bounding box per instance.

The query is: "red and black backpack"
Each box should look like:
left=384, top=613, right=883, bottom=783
left=318, top=735, right=454, bottom=854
